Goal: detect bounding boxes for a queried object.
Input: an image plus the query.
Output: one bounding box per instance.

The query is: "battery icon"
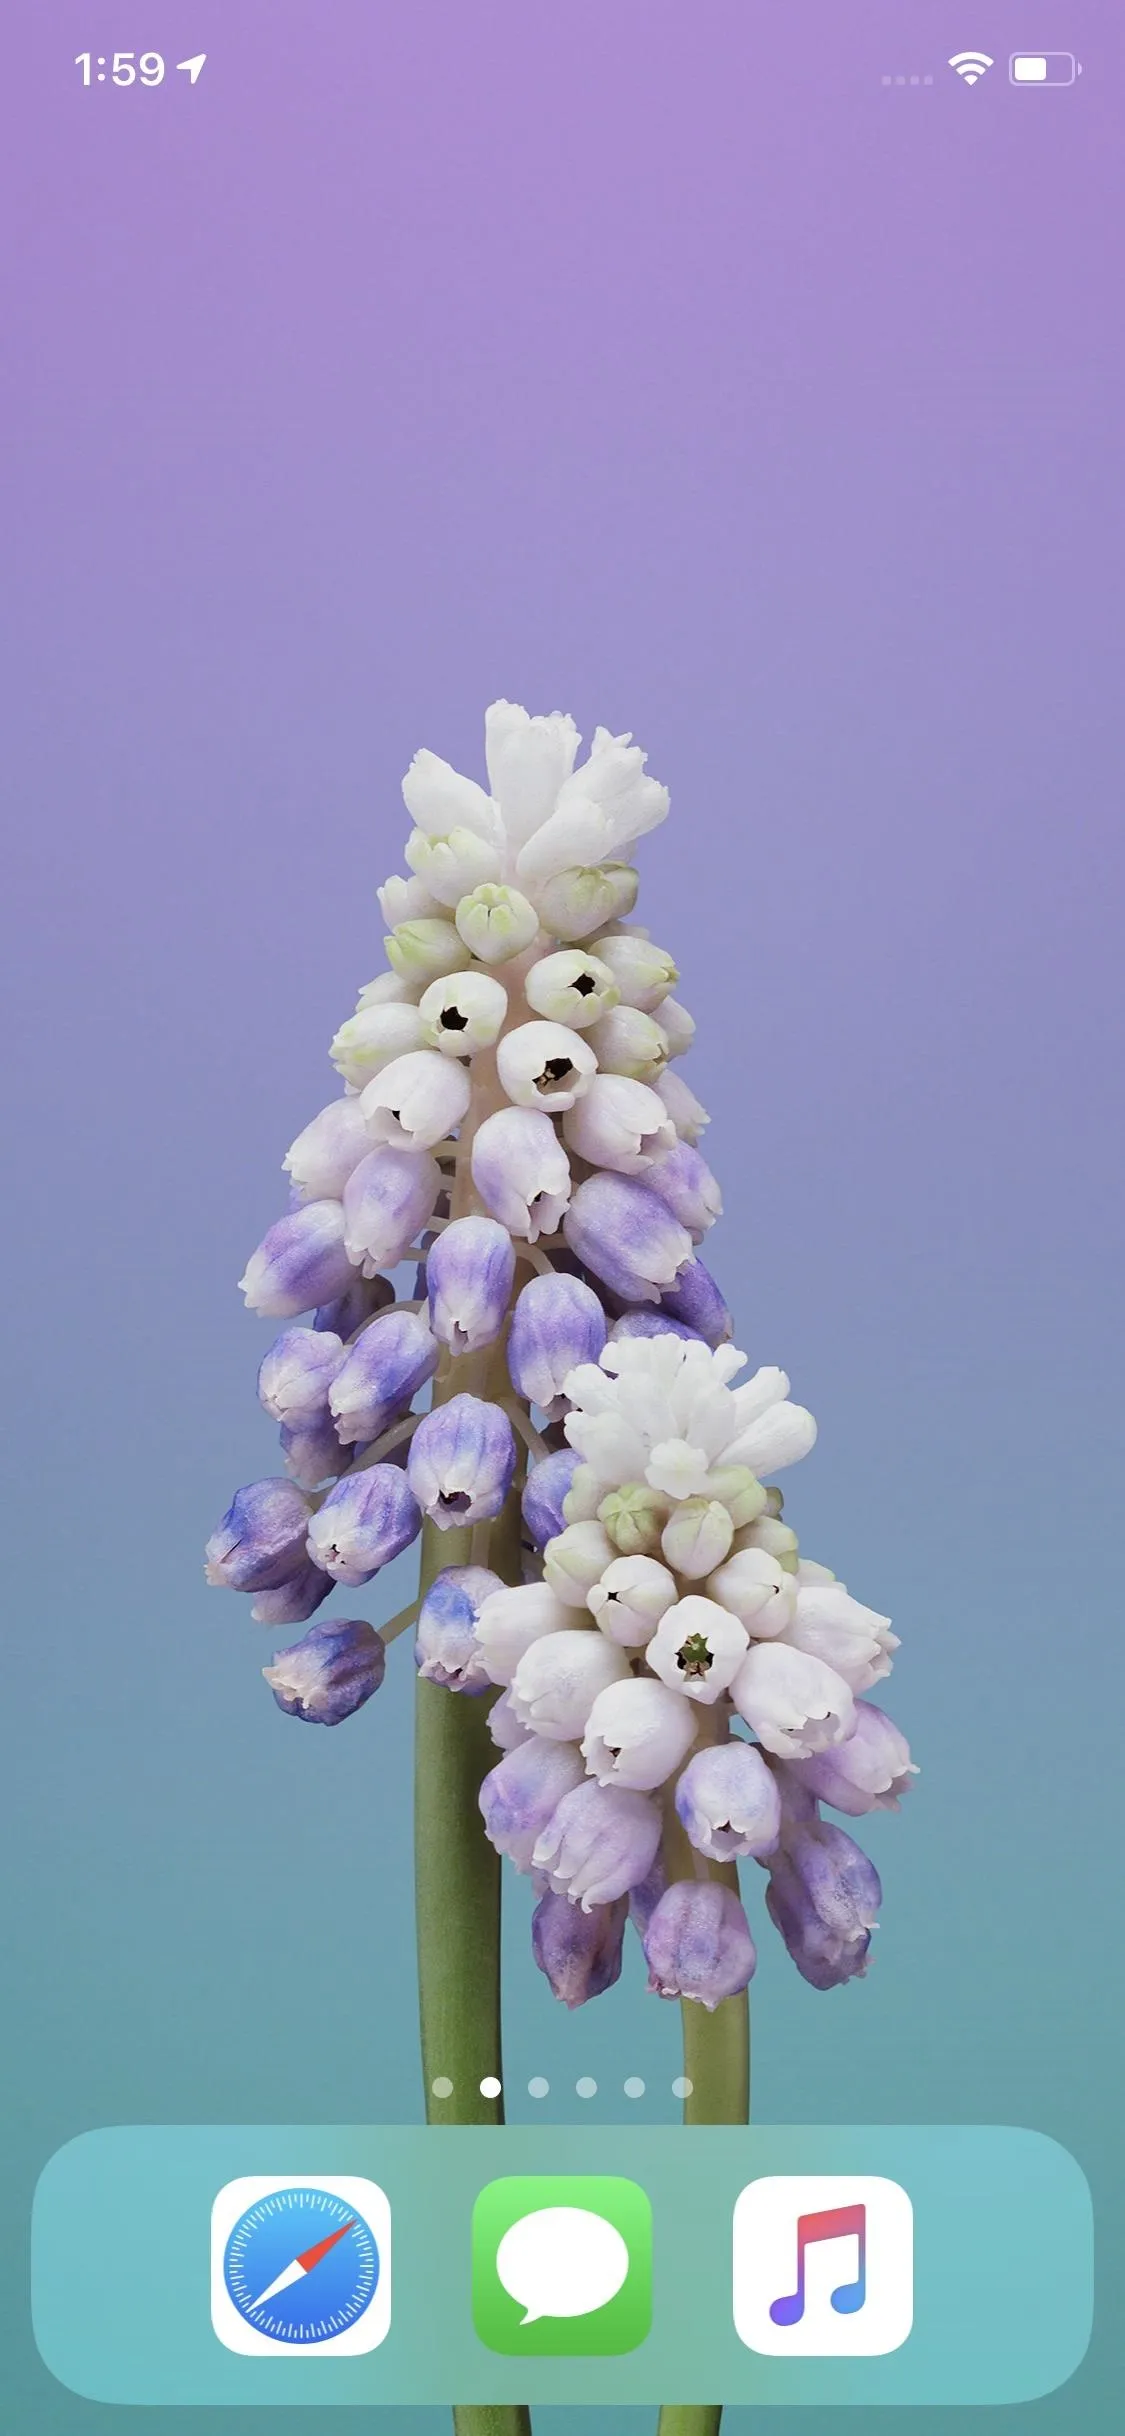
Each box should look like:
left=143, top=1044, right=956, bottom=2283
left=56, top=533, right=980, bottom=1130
left=1009, top=52, right=1081, bottom=84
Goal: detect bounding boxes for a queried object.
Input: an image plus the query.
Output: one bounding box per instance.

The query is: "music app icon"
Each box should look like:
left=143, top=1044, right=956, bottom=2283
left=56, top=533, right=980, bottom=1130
left=732, top=2175, right=912, bottom=2357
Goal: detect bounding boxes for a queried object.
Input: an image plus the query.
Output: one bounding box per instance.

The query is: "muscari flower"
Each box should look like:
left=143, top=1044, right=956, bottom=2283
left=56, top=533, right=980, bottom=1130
left=283, top=1097, right=375, bottom=1198
left=329, top=1001, right=429, bottom=1090
left=533, top=1779, right=663, bottom=1910
left=655, top=1067, right=709, bottom=1142
left=471, top=1106, right=571, bottom=1240
left=521, top=1447, right=583, bottom=1548
left=587, top=1003, right=669, bottom=1082
left=342, top=1144, right=442, bottom=1275
left=523, top=948, right=619, bottom=1028
left=329, top=1307, right=440, bottom=1444
left=592, top=931, right=677, bottom=1011
left=647, top=1593, right=749, bottom=1702
left=455, top=882, right=540, bottom=964
left=777, top=1583, right=899, bottom=1694
left=257, top=1327, right=345, bottom=1428
left=508, top=1628, right=631, bottom=1741
left=731, top=1640, right=855, bottom=1757
left=478, top=1734, right=587, bottom=1871
left=360, top=1049, right=471, bottom=1150
left=414, top=1564, right=504, bottom=1692
left=419, top=967, right=508, bottom=1054
left=531, top=1888, right=627, bottom=2007
left=506, top=1272, right=607, bottom=1417
left=248, top=1562, right=335, bottom=1628
left=764, top=1817, right=882, bottom=1991
left=643, top=1880, right=757, bottom=2009
left=385, top=915, right=472, bottom=985
left=475, top=1580, right=574, bottom=1685
left=563, top=1171, right=693, bottom=1304
left=497, top=1019, right=598, bottom=1115
left=644, top=1140, right=722, bottom=1239
left=425, top=1215, right=515, bottom=1355
left=305, top=1463, right=422, bottom=1585
left=536, top=862, right=638, bottom=940
left=586, top=1553, right=676, bottom=1646
left=779, top=1700, right=916, bottom=1816
left=205, top=1477, right=313, bottom=1594
left=407, top=1393, right=516, bottom=1529
left=675, top=1740, right=781, bottom=1862
left=279, top=1416, right=352, bottom=1491
left=562, top=1073, right=676, bottom=1174
left=240, top=1201, right=356, bottom=1318
left=543, top=1521, right=616, bottom=1607
left=263, top=1617, right=386, bottom=1725
left=658, top=1256, right=733, bottom=1346
left=580, top=1675, right=697, bottom=1790
left=314, top=1271, right=394, bottom=1339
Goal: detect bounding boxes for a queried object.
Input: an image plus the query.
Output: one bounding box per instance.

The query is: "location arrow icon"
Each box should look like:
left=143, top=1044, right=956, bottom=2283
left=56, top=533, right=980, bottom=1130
left=176, top=54, right=207, bottom=84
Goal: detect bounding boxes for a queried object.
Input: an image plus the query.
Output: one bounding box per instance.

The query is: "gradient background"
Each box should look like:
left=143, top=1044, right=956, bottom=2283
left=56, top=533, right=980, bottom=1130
left=3, top=5, right=1122, bottom=2433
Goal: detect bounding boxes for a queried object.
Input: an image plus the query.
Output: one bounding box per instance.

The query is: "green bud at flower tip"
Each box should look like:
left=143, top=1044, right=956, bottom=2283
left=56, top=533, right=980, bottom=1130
left=597, top=1482, right=671, bottom=1557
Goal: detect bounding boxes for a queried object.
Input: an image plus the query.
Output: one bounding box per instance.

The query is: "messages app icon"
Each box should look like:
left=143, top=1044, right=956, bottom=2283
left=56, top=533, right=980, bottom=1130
left=472, top=2176, right=652, bottom=2356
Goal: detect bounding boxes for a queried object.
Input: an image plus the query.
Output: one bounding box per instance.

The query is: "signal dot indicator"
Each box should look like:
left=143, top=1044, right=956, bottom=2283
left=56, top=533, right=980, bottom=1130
left=480, top=2075, right=502, bottom=2100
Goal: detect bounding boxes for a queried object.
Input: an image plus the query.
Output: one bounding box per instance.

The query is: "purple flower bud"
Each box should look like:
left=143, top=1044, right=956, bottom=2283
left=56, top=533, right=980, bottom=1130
left=658, top=1257, right=733, bottom=1346
left=314, top=1272, right=395, bottom=1339
left=240, top=1202, right=356, bottom=1318
left=329, top=1308, right=439, bottom=1445
left=414, top=1563, right=504, bottom=1691
left=479, top=1735, right=586, bottom=1870
left=205, top=1478, right=313, bottom=1593
left=765, top=1819, right=882, bottom=1990
left=781, top=1701, right=917, bottom=1816
left=532, top=1779, right=663, bottom=1909
left=305, top=1463, right=421, bottom=1585
left=258, top=1328, right=345, bottom=1428
left=407, top=1393, right=516, bottom=1530
left=563, top=1173, right=693, bottom=1306
left=249, top=1562, right=335, bottom=1628
left=644, top=1142, right=722, bottom=1241
left=675, top=1740, right=782, bottom=1862
left=262, top=1616, right=386, bottom=1725
left=279, top=1417, right=352, bottom=1491
left=531, top=1889, right=627, bottom=2007
left=522, top=1448, right=583, bottom=1548
left=643, top=1880, right=757, bottom=2009
left=507, top=1273, right=608, bottom=1417
left=283, top=1097, right=373, bottom=1202
left=628, top=1856, right=667, bottom=1941
left=609, top=1308, right=702, bottom=1345
left=342, top=1146, right=443, bottom=1277
left=425, top=1215, right=516, bottom=1354
left=471, top=1106, right=572, bottom=1241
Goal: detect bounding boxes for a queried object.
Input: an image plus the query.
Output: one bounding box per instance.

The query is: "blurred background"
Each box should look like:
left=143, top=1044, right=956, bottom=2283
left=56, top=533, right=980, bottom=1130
left=3, top=4, right=1122, bottom=2431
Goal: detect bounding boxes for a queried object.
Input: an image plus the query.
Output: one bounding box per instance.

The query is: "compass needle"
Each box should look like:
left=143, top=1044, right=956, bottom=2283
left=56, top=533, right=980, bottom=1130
left=217, top=2183, right=388, bottom=2352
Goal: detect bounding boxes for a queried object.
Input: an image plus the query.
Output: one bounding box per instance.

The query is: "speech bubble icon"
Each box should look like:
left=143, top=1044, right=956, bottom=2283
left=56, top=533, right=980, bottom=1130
left=495, top=2204, right=630, bottom=2325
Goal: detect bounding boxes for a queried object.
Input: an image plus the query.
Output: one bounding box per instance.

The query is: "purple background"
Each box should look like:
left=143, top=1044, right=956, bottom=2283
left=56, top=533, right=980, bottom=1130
left=3, top=5, right=1123, bottom=2430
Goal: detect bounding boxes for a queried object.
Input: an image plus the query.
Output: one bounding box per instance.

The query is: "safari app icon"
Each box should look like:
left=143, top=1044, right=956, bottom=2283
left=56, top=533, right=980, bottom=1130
left=472, top=2175, right=652, bottom=2355
left=733, top=2175, right=912, bottom=2356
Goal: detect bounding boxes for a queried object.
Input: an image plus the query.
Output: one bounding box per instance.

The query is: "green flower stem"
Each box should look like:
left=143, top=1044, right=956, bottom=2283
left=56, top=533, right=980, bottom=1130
left=415, top=1060, right=532, bottom=2436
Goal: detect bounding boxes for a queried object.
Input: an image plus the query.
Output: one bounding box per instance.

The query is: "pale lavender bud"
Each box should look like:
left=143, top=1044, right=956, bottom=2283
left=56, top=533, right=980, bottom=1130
left=596, top=1482, right=672, bottom=1557
left=385, top=916, right=472, bottom=984
left=586, top=1554, right=676, bottom=1646
left=240, top=1201, right=355, bottom=1318
left=562, top=1074, right=676, bottom=1175
left=508, top=1628, right=630, bottom=1741
left=471, top=1107, right=572, bottom=1241
left=643, top=1881, right=757, bottom=2008
left=587, top=1004, right=669, bottom=1082
left=609, top=1310, right=701, bottom=1345
left=314, top=1272, right=394, bottom=1338
left=507, top=1274, right=607, bottom=1418
left=263, top=1617, right=386, bottom=1725
left=487, top=1687, right=532, bottom=1750
left=536, top=863, right=638, bottom=941
left=359, top=1050, right=471, bottom=1151
left=305, top=1463, right=421, bottom=1585
left=414, top=1563, right=504, bottom=1692
left=475, top=1581, right=574, bottom=1685
left=543, top=1521, right=615, bottom=1607
left=658, top=1257, right=733, bottom=1346
left=454, top=882, right=540, bottom=963
left=581, top=1675, right=697, bottom=1790
left=342, top=1145, right=442, bottom=1275
left=655, top=1068, right=710, bottom=1144
left=533, top=1780, right=663, bottom=1910
left=479, top=1735, right=587, bottom=1870
left=657, top=997, right=696, bottom=1058
left=258, top=1328, right=345, bottom=1428
left=674, top=1740, right=782, bottom=1862
left=647, top=1594, right=749, bottom=1703
left=279, top=1417, right=352, bottom=1491
left=328, top=1002, right=428, bottom=1090
left=425, top=1216, right=516, bottom=1355
left=419, top=967, right=508, bottom=1055
left=732, top=1641, right=855, bottom=1758
left=781, top=1701, right=916, bottom=1816
left=205, top=1478, right=313, bottom=1593
left=407, top=1392, right=516, bottom=1529
left=780, top=1586, right=899, bottom=1694
left=497, top=1020, right=597, bottom=1113
left=706, top=1547, right=795, bottom=1636
left=522, top=1448, right=583, bottom=1548
left=563, top=1173, right=693, bottom=1306
left=524, top=949, right=620, bottom=1029
left=531, top=1889, right=627, bottom=2006
left=644, top=1141, right=722, bottom=1240
left=592, top=932, right=678, bottom=1011
left=248, top=1563, right=335, bottom=1628
left=765, top=1819, right=882, bottom=1990
left=283, top=1098, right=375, bottom=1199
left=660, top=1498, right=734, bottom=1580
left=329, top=1307, right=440, bottom=1444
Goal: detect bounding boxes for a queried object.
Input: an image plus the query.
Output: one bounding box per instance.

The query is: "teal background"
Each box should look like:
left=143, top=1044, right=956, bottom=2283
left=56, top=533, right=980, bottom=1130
left=4, top=4, right=1123, bottom=2436
left=32, top=2128, right=1091, bottom=2405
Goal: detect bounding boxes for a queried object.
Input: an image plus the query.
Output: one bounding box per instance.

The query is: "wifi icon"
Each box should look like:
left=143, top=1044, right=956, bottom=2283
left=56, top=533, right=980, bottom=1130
left=948, top=51, right=994, bottom=84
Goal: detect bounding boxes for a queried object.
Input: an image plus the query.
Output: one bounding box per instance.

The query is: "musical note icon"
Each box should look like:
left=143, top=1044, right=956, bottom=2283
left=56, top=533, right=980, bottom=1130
left=732, top=2175, right=913, bottom=2357
left=769, top=2203, right=866, bottom=2326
